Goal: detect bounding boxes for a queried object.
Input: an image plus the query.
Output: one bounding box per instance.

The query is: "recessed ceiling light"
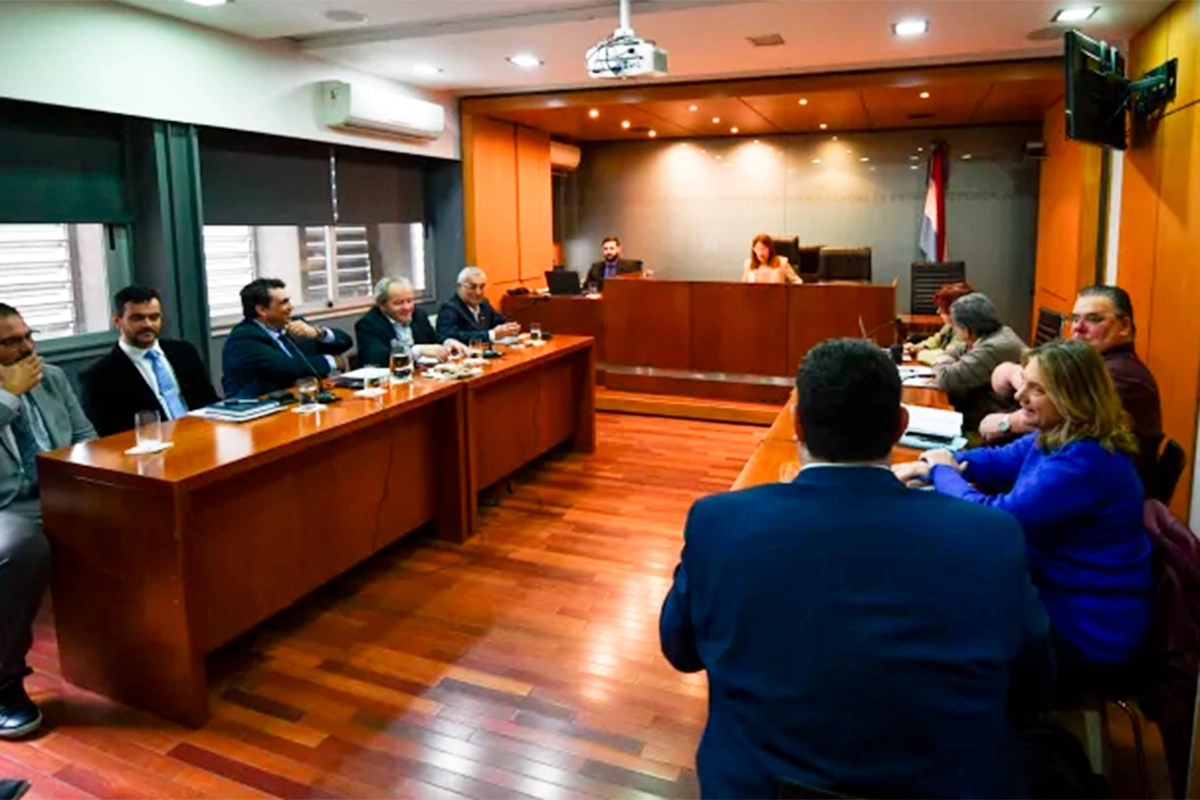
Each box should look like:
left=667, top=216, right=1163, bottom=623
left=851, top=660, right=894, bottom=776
left=1052, top=6, right=1098, bottom=22
left=910, top=155, right=919, bottom=161
left=716, top=155, right=722, bottom=160
left=648, top=130, right=657, bottom=138
left=324, top=9, right=369, bottom=23
left=911, top=165, right=919, bottom=170
left=185, top=0, right=228, bottom=6
left=832, top=135, right=838, bottom=141
left=812, top=158, right=821, bottom=164
left=819, top=123, right=828, bottom=130
left=621, top=120, right=631, bottom=129
left=507, top=53, right=543, bottom=68
left=892, top=19, right=929, bottom=36
left=412, top=64, right=442, bottom=76
left=588, top=108, right=599, bottom=119
left=689, top=104, right=698, bottom=111
left=722, top=163, right=732, bottom=168
left=753, top=140, right=760, bottom=145
left=712, top=117, right=721, bottom=124
left=919, top=91, right=930, bottom=99
left=798, top=98, right=808, bottom=105
left=917, top=146, right=924, bottom=152
left=846, top=148, right=852, bottom=154
left=860, top=157, right=870, bottom=162
left=731, top=127, right=739, bottom=134
left=961, top=153, right=973, bottom=160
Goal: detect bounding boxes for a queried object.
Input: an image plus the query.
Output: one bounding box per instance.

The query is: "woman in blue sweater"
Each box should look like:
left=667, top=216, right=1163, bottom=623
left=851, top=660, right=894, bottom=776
left=895, top=339, right=1153, bottom=690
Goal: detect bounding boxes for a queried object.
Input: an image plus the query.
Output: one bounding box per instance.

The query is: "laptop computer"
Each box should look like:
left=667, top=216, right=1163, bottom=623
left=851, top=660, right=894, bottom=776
left=545, top=270, right=582, bottom=296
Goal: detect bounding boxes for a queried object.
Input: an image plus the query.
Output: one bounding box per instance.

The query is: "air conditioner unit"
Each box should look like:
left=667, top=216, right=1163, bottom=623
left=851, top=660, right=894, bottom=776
left=319, top=80, right=445, bottom=141
left=550, top=140, right=581, bottom=172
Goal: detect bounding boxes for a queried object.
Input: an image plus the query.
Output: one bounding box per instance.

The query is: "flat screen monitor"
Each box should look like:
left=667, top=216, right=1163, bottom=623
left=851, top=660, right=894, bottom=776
left=1064, top=29, right=1128, bottom=150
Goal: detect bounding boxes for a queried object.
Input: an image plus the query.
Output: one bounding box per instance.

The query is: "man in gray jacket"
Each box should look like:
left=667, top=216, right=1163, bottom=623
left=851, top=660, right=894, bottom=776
left=932, top=293, right=1027, bottom=433
left=0, top=304, right=95, bottom=739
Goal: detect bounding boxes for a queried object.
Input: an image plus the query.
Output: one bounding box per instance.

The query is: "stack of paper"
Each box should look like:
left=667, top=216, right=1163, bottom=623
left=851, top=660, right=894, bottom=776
left=900, top=404, right=967, bottom=451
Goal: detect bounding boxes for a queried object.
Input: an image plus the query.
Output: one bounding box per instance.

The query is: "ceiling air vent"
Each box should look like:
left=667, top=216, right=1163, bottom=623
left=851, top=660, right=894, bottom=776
left=747, top=33, right=785, bottom=47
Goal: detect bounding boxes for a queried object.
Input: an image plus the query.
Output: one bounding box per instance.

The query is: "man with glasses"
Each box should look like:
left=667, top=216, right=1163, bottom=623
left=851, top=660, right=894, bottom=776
left=435, top=266, right=520, bottom=345
left=0, top=304, right=96, bottom=739
left=981, top=285, right=1162, bottom=482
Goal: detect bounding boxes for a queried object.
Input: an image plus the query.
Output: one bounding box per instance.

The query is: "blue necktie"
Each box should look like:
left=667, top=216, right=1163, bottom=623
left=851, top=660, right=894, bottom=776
left=10, top=401, right=40, bottom=492
left=145, top=350, right=188, bottom=419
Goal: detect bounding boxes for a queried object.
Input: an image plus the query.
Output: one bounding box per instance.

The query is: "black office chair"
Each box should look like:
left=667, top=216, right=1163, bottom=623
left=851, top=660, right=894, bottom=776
left=796, top=245, right=822, bottom=282
left=770, top=236, right=801, bottom=268
left=1151, top=439, right=1186, bottom=505
left=910, top=261, right=966, bottom=315
left=1034, top=307, right=1066, bottom=345
left=818, top=247, right=872, bottom=282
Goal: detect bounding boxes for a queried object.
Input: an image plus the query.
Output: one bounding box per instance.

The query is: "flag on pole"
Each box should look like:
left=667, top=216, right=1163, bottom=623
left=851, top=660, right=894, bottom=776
left=919, top=141, right=948, bottom=262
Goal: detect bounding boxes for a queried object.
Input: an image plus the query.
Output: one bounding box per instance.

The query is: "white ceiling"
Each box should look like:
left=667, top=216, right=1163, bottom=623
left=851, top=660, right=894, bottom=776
left=117, top=0, right=1171, bottom=95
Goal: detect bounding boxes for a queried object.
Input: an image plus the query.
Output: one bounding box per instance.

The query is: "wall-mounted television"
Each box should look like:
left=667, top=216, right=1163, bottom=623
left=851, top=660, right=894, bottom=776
left=1064, top=29, right=1177, bottom=150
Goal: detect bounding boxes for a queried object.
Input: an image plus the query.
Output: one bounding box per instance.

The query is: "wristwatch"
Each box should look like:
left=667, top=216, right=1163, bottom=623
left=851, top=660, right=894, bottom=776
left=997, top=416, right=1011, bottom=434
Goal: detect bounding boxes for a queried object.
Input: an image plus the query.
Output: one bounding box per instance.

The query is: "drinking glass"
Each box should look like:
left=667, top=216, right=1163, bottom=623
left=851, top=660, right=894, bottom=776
left=296, top=377, right=319, bottom=409
left=530, top=322, right=543, bottom=341
left=390, top=341, right=413, bottom=384
left=134, top=410, right=162, bottom=450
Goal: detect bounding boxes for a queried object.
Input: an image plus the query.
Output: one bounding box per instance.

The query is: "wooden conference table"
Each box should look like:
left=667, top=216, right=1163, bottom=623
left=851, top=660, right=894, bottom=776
left=37, top=336, right=595, bottom=726
left=502, top=277, right=897, bottom=404
left=733, top=378, right=952, bottom=490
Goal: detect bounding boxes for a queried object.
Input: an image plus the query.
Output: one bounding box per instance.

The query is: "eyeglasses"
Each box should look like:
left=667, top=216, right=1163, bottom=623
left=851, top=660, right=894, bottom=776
left=0, top=331, right=36, bottom=348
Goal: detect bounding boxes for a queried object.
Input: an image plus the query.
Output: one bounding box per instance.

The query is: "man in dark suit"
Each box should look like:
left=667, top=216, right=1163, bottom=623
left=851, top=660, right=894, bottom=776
left=81, top=286, right=219, bottom=436
left=660, top=338, right=1053, bottom=799
left=221, top=278, right=352, bottom=398
left=435, top=267, right=520, bottom=345
left=0, top=305, right=95, bottom=739
left=355, top=277, right=469, bottom=367
left=585, top=235, right=641, bottom=289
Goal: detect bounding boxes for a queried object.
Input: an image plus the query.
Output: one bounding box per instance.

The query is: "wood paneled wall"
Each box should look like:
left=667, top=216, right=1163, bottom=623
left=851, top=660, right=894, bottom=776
left=1031, top=97, right=1104, bottom=339
left=1118, top=0, right=1200, bottom=519
left=462, top=114, right=552, bottom=305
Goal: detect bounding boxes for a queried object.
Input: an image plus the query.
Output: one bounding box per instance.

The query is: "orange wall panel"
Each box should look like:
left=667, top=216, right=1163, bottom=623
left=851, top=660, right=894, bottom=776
left=516, top=125, right=553, bottom=287
left=462, top=114, right=520, bottom=304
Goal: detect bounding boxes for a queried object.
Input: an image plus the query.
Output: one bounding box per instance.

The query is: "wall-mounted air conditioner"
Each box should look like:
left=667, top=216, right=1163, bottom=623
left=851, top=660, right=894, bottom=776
left=319, top=80, right=445, bottom=141
left=550, top=140, right=581, bottom=172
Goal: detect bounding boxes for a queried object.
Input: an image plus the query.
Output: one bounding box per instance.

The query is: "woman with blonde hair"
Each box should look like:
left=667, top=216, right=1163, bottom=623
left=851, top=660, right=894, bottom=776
left=742, top=234, right=802, bottom=284
left=895, top=339, right=1153, bottom=691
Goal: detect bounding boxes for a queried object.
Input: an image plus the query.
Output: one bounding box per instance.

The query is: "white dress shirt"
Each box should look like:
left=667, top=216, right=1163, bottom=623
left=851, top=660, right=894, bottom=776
left=118, top=339, right=179, bottom=416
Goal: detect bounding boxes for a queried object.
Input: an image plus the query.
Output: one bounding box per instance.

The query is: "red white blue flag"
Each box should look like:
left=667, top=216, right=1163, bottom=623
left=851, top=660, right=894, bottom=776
left=919, top=141, right=948, bottom=262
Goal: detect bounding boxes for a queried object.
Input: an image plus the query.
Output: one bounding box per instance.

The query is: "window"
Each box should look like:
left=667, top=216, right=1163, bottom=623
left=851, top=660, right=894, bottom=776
left=202, top=222, right=430, bottom=328
left=0, top=224, right=118, bottom=340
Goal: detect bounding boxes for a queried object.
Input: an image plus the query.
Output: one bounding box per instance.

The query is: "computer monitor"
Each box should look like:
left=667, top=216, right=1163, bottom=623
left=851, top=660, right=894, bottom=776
left=545, top=270, right=582, bottom=296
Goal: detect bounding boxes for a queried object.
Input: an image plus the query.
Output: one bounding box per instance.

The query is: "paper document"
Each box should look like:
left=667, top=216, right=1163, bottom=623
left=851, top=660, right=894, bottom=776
left=340, top=367, right=392, bottom=381
left=898, top=365, right=935, bottom=381
left=900, top=404, right=967, bottom=451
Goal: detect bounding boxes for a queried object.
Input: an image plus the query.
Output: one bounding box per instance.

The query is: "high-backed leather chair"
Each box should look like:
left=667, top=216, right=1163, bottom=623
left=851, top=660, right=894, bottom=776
left=796, top=245, right=822, bottom=282
left=769, top=236, right=801, bottom=268
left=1033, top=307, right=1066, bottom=345
left=818, top=246, right=872, bottom=282
left=910, top=261, right=966, bottom=315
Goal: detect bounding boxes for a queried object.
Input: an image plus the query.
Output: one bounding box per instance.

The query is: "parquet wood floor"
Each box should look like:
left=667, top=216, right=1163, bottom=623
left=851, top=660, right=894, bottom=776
left=1, top=413, right=761, bottom=799
left=0, top=412, right=1172, bottom=798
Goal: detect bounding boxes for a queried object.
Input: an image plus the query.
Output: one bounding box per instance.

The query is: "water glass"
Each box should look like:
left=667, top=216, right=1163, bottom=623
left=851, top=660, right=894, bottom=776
left=296, top=377, right=319, bottom=408
left=530, top=322, right=543, bottom=341
left=134, top=410, right=162, bottom=449
left=390, top=341, right=413, bottom=384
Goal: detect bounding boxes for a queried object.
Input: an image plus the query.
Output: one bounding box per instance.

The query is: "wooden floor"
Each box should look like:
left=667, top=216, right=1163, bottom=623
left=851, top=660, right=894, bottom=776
left=0, top=412, right=1173, bottom=798
left=2, top=413, right=762, bottom=799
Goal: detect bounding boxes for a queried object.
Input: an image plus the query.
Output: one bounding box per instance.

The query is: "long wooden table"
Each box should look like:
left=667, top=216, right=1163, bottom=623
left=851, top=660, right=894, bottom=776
left=37, top=336, right=594, bottom=726
left=733, top=379, right=951, bottom=490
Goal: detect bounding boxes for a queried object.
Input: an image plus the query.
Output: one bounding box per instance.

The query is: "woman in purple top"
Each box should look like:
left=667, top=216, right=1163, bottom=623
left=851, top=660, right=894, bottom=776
left=895, top=339, right=1154, bottom=693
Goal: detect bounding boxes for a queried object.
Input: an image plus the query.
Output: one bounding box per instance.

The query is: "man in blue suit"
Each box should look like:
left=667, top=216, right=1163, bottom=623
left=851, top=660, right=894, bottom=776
left=660, top=338, right=1054, bottom=799
left=222, top=278, right=353, bottom=398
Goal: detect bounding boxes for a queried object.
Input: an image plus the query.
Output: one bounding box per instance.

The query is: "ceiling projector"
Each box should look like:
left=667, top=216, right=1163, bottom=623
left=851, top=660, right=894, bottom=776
left=586, top=0, right=668, bottom=79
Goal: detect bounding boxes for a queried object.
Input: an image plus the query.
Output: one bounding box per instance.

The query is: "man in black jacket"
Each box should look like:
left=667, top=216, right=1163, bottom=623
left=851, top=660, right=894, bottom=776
left=355, top=277, right=468, bottom=367
left=436, top=267, right=520, bottom=345
left=81, top=286, right=219, bottom=436
left=585, top=235, right=642, bottom=290
left=221, top=278, right=353, bottom=398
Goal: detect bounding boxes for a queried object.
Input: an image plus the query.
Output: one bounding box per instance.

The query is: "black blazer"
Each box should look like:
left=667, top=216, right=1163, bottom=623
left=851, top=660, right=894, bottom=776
left=354, top=306, right=440, bottom=368
left=435, top=295, right=509, bottom=345
left=221, top=318, right=353, bottom=398
left=81, top=339, right=220, bottom=436
left=586, top=258, right=642, bottom=289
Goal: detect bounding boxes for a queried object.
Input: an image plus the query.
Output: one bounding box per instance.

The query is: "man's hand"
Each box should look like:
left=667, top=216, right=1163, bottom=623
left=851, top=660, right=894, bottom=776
left=414, top=344, right=449, bottom=362
left=443, top=339, right=471, bottom=359
left=0, top=354, right=43, bottom=396
left=492, top=322, right=521, bottom=339
left=331, top=354, right=350, bottom=373
left=991, top=362, right=1024, bottom=397
left=285, top=320, right=320, bottom=339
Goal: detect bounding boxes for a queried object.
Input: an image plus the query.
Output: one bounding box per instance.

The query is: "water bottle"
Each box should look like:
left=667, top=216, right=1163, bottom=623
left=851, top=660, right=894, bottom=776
left=389, top=339, right=413, bottom=384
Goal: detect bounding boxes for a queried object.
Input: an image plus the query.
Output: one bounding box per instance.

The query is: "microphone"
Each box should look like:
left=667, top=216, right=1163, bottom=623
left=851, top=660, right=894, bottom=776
left=858, top=315, right=905, bottom=345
